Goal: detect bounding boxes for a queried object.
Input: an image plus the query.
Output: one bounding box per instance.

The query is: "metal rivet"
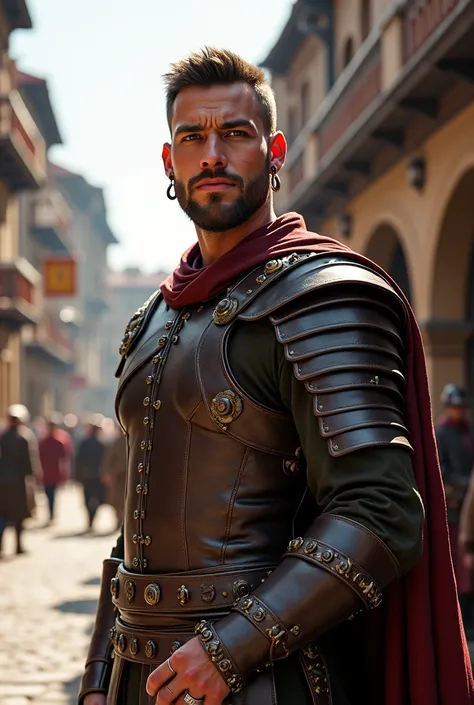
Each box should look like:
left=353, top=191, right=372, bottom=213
left=333, top=444, right=339, bottom=451
left=158, top=336, right=167, bottom=348
left=153, top=400, right=162, bottom=410
left=146, top=375, right=153, bottom=385
left=143, top=417, right=150, bottom=425
left=318, top=404, right=324, bottom=411
left=153, top=355, right=160, bottom=364
left=132, top=557, right=139, bottom=568
left=143, top=397, right=150, bottom=406
left=256, top=274, right=266, bottom=284
left=165, top=321, right=173, bottom=329
left=144, top=535, right=152, bottom=546
left=182, top=312, right=191, bottom=320
left=246, top=289, right=253, bottom=295
left=221, top=591, right=228, bottom=597
left=133, top=510, right=139, bottom=519
left=289, top=350, right=295, bottom=356
left=132, top=534, right=138, bottom=544
left=136, top=484, right=142, bottom=494
left=172, top=335, right=179, bottom=344
left=138, top=462, right=144, bottom=472
left=140, top=440, right=146, bottom=450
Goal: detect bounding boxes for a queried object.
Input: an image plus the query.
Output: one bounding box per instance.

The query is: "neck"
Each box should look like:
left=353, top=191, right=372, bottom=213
left=195, top=201, right=276, bottom=266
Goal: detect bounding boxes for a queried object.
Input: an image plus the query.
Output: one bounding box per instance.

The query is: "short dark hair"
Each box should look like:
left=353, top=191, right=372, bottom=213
left=164, top=47, right=277, bottom=134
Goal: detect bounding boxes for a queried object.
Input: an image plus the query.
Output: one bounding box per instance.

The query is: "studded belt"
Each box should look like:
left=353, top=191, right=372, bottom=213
left=110, top=617, right=195, bottom=665
left=111, top=563, right=276, bottom=614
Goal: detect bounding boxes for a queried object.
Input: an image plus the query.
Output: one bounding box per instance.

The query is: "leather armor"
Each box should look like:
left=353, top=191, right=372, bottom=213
left=86, top=252, right=412, bottom=704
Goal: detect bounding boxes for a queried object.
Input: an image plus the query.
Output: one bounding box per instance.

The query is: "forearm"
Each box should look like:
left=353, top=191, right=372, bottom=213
left=197, top=513, right=400, bottom=688
left=78, top=558, right=121, bottom=704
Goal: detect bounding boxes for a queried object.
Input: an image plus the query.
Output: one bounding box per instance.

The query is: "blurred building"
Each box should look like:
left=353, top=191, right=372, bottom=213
left=50, top=165, right=118, bottom=417
left=16, top=72, right=78, bottom=417
left=101, top=267, right=168, bottom=416
left=266, top=0, right=474, bottom=416
left=0, top=0, right=47, bottom=418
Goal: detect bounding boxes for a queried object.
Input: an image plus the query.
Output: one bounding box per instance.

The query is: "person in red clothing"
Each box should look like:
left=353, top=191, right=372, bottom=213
left=38, top=414, right=69, bottom=524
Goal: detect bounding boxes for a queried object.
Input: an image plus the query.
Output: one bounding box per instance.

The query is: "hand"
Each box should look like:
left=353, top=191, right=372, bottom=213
left=146, top=637, right=231, bottom=705
left=83, top=693, right=106, bottom=705
left=463, top=553, right=474, bottom=571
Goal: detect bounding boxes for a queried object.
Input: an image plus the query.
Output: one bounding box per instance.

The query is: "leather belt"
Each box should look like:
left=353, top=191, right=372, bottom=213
left=111, top=563, right=275, bottom=613
left=111, top=617, right=194, bottom=665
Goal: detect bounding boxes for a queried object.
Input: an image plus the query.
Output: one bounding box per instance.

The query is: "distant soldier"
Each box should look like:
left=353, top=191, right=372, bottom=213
left=435, top=384, right=474, bottom=631
left=0, top=405, right=39, bottom=556
left=74, top=417, right=106, bottom=531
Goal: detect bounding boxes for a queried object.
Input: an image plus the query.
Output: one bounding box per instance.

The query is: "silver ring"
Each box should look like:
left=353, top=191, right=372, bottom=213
left=166, top=657, right=176, bottom=676
left=183, top=693, right=204, bottom=705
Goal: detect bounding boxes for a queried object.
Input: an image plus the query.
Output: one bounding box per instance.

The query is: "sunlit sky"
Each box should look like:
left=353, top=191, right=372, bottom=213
left=11, top=0, right=293, bottom=273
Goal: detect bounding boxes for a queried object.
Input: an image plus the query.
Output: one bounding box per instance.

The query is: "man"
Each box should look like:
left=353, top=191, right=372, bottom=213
left=0, top=405, right=39, bottom=556
left=74, top=417, right=106, bottom=531
left=79, top=48, right=473, bottom=705
left=100, top=424, right=126, bottom=529
left=38, top=413, right=70, bottom=524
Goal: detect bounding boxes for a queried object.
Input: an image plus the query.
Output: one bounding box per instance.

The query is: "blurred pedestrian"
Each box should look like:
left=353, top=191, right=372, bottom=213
left=100, top=424, right=126, bottom=529
left=74, top=417, right=106, bottom=531
left=38, top=413, right=69, bottom=524
left=435, top=383, right=474, bottom=632
left=0, top=404, right=39, bottom=557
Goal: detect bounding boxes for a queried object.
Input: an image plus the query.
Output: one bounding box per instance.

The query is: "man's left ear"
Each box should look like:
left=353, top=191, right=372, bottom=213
left=162, top=143, right=173, bottom=177
left=269, top=131, right=287, bottom=173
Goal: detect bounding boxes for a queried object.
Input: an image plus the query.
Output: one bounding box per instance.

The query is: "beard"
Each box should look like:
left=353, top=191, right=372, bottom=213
left=174, top=164, right=270, bottom=232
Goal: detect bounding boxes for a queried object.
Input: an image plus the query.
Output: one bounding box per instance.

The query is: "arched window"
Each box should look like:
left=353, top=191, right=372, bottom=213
left=361, top=0, right=371, bottom=42
left=343, top=38, right=355, bottom=69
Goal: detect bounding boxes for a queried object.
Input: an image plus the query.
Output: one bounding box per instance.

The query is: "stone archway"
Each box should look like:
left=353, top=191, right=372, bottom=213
left=428, top=168, right=474, bottom=414
left=364, top=222, right=412, bottom=303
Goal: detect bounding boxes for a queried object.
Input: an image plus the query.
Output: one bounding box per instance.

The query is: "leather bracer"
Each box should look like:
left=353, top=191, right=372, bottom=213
left=197, top=514, right=400, bottom=686
left=78, top=558, right=121, bottom=705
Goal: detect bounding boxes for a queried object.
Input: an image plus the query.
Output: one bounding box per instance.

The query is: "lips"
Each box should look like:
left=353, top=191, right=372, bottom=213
left=195, top=180, right=235, bottom=192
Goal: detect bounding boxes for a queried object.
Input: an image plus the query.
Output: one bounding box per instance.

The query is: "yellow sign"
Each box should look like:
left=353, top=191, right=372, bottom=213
left=44, top=258, right=76, bottom=296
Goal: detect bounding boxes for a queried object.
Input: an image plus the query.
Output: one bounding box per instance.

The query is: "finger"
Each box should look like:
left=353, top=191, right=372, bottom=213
left=155, top=681, right=182, bottom=705
left=146, top=660, right=176, bottom=696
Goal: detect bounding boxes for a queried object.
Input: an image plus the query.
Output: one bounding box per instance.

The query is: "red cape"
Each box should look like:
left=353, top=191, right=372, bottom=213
left=161, top=213, right=474, bottom=704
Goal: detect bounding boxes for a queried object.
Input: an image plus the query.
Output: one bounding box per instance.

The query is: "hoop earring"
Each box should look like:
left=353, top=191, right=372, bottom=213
left=167, top=173, right=177, bottom=201
left=270, top=166, right=281, bottom=193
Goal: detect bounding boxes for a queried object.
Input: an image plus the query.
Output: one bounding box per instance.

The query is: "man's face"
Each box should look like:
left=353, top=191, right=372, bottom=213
left=163, top=83, right=281, bottom=232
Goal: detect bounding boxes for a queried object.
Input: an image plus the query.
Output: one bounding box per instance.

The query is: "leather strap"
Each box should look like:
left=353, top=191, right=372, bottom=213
left=111, top=563, right=275, bottom=614
left=77, top=558, right=121, bottom=705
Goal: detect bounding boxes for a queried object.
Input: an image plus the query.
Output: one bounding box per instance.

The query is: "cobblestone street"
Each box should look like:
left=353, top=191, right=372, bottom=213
left=0, top=485, right=119, bottom=705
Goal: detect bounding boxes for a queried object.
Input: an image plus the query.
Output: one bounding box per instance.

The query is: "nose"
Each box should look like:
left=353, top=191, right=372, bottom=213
left=200, top=135, right=228, bottom=171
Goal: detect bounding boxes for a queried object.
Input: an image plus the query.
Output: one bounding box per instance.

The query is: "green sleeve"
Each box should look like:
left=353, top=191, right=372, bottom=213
left=228, top=318, right=424, bottom=574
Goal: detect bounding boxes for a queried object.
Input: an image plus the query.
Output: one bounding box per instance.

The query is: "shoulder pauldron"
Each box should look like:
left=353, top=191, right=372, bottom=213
left=212, top=253, right=413, bottom=458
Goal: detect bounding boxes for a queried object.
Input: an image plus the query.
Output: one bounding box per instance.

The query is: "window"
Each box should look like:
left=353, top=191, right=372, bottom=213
left=361, top=0, right=371, bottom=42
left=343, top=38, right=355, bottom=69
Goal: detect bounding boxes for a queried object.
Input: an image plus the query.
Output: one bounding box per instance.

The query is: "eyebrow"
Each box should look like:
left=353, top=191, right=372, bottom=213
left=174, top=118, right=257, bottom=136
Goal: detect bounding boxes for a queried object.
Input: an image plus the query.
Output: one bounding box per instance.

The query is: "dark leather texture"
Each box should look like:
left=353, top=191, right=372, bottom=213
left=214, top=514, right=400, bottom=679
left=77, top=558, right=121, bottom=705
left=266, top=261, right=412, bottom=457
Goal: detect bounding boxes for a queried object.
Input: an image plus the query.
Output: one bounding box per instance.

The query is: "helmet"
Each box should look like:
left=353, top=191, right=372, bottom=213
left=440, top=384, right=467, bottom=408
left=7, top=404, right=30, bottom=424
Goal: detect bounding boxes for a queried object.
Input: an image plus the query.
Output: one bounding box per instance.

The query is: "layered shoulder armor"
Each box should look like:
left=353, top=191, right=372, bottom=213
left=214, top=252, right=412, bottom=457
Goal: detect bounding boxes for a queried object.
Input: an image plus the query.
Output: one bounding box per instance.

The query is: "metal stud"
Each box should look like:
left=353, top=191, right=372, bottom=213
left=158, top=336, right=168, bottom=348
left=153, top=400, right=162, bottom=410
left=246, top=289, right=253, bottom=295
left=133, top=510, right=139, bottom=519
left=144, top=583, right=161, bottom=606
left=124, top=580, right=136, bottom=604
left=264, top=259, right=283, bottom=275
left=172, top=335, right=179, bottom=344
left=182, top=312, right=191, bottom=320
left=177, top=585, right=190, bottom=606
left=144, top=535, right=152, bottom=546
left=171, top=640, right=182, bottom=653
left=143, top=417, right=150, bottom=425
left=165, top=321, right=173, bottom=329
left=143, top=397, right=150, bottom=406
left=256, top=274, right=266, bottom=285
left=145, top=640, right=156, bottom=659
left=129, top=639, right=139, bottom=656
left=138, top=463, right=144, bottom=473
left=117, top=633, right=127, bottom=653
left=146, top=375, right=153, bottom=385
left=132, top=557, right=139, bottom=568
left=140, top=441, right=146, bottom=450
left=153, top=355, right=160, bottom=364
left=136, top=484, right=142, bottom=494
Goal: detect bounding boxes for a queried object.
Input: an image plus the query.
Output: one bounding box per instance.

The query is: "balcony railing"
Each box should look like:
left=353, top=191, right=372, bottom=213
left=0, top=259, right=40, bottom=327
left=0, top=88, right=47, bottom=191
left=404, top=0, right=463, bottom=60
left=32, top=189, right=73, bottom=253
left=318, top=50, right=382, bottom=160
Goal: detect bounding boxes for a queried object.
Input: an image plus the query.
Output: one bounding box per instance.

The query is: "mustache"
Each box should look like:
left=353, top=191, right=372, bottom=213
left=188, top=169, right=244, bottom=189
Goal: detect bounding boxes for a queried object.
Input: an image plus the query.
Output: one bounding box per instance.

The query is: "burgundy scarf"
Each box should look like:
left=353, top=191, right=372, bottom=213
left=161, top=213, right=474, bottom=705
